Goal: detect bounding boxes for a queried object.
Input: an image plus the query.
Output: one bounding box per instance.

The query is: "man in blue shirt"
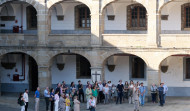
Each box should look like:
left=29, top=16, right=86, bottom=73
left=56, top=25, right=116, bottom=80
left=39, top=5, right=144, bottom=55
left=163, top=83, right=168, bottom=104
left=158, top=83, right=164, bottom=107
left=44, top=87, right=50, bottom=111
left=139, top=82, right=146, bottom=106
left=34, top=87, right=40, bottom=111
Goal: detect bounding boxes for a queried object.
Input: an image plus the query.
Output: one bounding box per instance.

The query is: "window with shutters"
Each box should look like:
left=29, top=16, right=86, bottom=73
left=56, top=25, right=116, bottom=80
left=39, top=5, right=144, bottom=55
left=75, top=5, right=91, bottom=29
left=26, top=5, right=37, bottom=30
left=127, top=4, right=147, bottom=30
left=76, top=55, right=91, bottom=79
left=181, top=3, right=190, bottom=30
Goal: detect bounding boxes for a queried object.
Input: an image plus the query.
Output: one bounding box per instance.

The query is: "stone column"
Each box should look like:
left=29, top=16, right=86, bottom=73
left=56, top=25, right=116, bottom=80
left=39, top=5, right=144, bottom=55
left=37, top=50, right=52, bottom=93
left=91, top=67, right=103, bottom=83
left=147, top=0, right=159, bottom=47
left=38, top=66, right=51, bottom=93
left=147, top=66, right=160, bottom=101
left=37, top=1, right=49, bottom=46
left=91, top=1, right=102, bottom=46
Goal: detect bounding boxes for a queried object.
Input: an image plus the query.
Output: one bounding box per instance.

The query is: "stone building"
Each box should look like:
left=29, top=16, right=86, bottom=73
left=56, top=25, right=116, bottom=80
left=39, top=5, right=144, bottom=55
left=0, top=0, right=190, bottom=97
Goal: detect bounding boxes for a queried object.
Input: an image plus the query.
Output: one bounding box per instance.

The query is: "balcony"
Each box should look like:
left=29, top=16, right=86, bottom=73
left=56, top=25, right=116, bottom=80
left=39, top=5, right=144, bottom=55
left=0, top=33, right=38, bottom=46
left=102, top=30, right=147, bottom=47
left=48, top=31, right=91, bottom=47
left=160, top=33, right=190, bottom=48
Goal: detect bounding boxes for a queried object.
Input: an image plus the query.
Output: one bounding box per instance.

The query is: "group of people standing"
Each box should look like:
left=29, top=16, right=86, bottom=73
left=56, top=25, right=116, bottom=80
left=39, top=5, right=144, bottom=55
left=151, top=83, right=168, bottom=107
left=17, top=80, right=168, bottom=111
left=40, top=81, right=81, bottom=111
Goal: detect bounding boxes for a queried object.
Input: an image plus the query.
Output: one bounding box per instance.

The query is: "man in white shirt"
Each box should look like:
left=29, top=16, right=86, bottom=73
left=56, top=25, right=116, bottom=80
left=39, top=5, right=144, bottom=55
left=98, top=81, right=103, bottom=103
left=23, top=89, right=29, bottom=111
left=163, top=83, right=168, bottom=104
left=44, top=87, right=50, bottom=111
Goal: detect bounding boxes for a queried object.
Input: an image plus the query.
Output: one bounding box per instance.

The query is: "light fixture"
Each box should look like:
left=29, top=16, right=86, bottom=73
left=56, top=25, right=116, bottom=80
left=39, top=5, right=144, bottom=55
left=160, top=59, right=169, bottom=73
left=107, top=56, right=116, bottom=72
left=56, top=55, right=67, bottom=70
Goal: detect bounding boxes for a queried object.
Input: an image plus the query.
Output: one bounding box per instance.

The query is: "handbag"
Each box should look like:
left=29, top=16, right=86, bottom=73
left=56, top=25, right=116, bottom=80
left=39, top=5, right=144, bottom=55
left=49, top=97, right=53, bottom=101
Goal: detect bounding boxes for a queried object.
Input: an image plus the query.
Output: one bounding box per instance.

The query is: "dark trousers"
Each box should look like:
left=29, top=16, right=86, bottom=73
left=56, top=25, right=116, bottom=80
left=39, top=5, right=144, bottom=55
left=45, top=97, right=49, bottom=110
left=51, top=100, right=54, bottom=111
left=98, top=91, right=104, bottom=103
left=159, top=94, right=164, bottom=106
left=151, top=93, right=157, bottom=102
left=79, top=92, right=84, bottom=102
left=116, top=92, right=123, bottom=104
left=90, top=107, right=95, bottom=111
left=163, top=94, right=166, bottom=104
left=25, top=102, right=28, bottom=111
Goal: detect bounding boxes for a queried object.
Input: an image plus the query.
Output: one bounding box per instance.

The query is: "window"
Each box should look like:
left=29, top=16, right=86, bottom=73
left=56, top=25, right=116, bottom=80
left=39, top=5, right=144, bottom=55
left=26, top=5, right=37, bottom=30
left=76, top=55, right=91, bottom=78
left=182, top=3, right=190, bottom=30
left=127, top=4, right=147, bottom=30
left=130, top=56, right=146, bottom=79
left=75, top=5, right=91, bottom=29
left=184, top=58, right=190, bottom=79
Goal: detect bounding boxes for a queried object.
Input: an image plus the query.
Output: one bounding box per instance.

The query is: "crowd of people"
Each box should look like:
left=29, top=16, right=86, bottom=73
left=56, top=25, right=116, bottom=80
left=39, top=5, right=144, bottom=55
left=17, top=80, right=168, bottom=111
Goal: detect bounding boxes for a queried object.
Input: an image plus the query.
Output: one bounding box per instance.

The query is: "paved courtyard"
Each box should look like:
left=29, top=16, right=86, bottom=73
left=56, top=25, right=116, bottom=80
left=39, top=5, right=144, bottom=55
left=0, top=94, right=189, bottom=111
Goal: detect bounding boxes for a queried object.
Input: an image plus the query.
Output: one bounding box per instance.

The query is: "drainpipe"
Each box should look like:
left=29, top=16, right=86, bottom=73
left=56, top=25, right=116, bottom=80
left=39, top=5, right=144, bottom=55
left=19, top=54, right=25, bottom=81
left=20, top=3, right=23, bottom=33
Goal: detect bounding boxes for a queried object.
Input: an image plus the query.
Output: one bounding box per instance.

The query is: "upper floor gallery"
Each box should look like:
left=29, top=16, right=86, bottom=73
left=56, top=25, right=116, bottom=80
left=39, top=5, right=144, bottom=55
left=0, top=0, right=189, bottom=48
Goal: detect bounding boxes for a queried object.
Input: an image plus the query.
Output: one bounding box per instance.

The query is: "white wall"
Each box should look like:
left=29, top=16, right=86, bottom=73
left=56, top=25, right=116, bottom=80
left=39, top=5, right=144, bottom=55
left=104, top=3, right=129, bottom=30
left=161, top=56, right=190, bottom=87
left=51, top=55, right=91, bottom=85
left=51, top=3, right=81, bottom=30
left=0, top=4, right=29, bottom=30
left=161, top=2, right=188, bottom=31
left=0, top=55, right=29, bottom=84
left=104, top=56, right=147, bottom=85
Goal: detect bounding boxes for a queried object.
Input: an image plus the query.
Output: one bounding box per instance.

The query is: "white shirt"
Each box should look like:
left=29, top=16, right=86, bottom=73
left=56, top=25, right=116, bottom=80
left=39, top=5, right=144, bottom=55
left=44, top=89, right=50, bottom=97
left=103, top=87, right=109, bottom=94
left=89, top=99, right=96, bottom=107
left=98, top=84, right=103, bottom=91
left=23, top=92, right=28, bottom=102
left=163, top=85, right=168, bottom=94
left=129, top=84, right=134, bottom=88
left=108, top=83, right=112, bottom=87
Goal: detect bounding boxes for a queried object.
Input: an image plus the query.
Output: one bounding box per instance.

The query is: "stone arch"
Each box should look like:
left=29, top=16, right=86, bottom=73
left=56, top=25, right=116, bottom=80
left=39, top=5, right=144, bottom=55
left=0, top=51, right=39, bottom=92
left=102, top=51, right=149, bottom=66
left=0, top=3, right=15, bottom=16
left=158, top=52, right=190, bottom=69
left=49, top=51, right=92, bottom=66
left=101, top=51, right=148, bottom=83
left=47, top=0, right=92, bottom=12
left=158, top=0, right=176, bottom=13
left=0, top=50, right=38, bottom=65
left=100, top=0, right=148, bottom=14
left=0, top=0, right=39, bottom=11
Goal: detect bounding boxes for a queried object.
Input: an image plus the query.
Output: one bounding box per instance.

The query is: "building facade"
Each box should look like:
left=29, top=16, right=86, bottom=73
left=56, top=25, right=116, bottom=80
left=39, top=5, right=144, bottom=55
left=0, top=0, right=190, bottom=97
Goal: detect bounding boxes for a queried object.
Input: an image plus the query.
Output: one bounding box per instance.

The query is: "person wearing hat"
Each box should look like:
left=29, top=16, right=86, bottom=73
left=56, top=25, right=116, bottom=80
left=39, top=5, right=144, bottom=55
left=139, top=82, right=146, bottom=106
left=77, top=80, right=84, bottom=102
